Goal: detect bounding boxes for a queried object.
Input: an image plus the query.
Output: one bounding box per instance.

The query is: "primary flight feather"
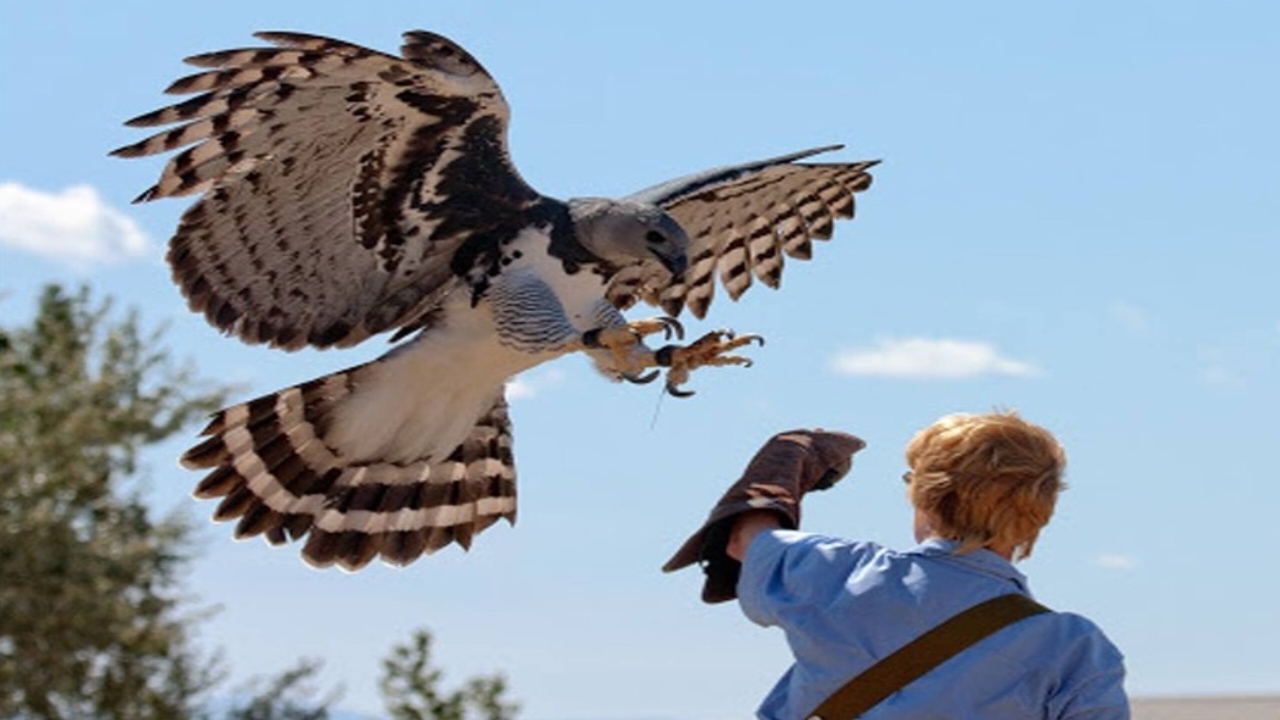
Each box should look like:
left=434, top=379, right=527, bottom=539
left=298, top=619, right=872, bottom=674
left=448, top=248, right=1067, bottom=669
left=113, top=30, right=877, bottom=571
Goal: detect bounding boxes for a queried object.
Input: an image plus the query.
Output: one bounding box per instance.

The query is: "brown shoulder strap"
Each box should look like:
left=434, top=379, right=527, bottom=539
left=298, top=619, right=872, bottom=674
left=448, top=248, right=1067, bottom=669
left=807, top=593, right=1051, bottom=720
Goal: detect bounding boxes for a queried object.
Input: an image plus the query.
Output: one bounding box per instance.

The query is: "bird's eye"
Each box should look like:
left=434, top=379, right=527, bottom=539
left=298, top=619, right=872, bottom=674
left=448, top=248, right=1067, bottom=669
left=646, top=231, right=666, bottom=245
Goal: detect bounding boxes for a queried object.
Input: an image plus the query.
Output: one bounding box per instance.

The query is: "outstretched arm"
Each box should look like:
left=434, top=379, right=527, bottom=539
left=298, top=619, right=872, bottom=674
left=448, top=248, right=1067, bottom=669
left=663, top=429, right=864, bottom=603
left=726, top=510, right=784, bottom=562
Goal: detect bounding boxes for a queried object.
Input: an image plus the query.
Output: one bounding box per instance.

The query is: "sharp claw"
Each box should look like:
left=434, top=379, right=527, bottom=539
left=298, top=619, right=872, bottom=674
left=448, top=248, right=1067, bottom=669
left=666, top=383, right=696, bottom=398
left=663, top=317, right=685, bottom=341
left=623, top=370, right=660, bottom=385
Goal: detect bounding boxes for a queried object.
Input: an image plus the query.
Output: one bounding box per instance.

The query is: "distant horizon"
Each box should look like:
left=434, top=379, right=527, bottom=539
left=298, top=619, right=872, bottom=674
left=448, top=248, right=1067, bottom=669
left=312, top=694, right=1280, bottom=720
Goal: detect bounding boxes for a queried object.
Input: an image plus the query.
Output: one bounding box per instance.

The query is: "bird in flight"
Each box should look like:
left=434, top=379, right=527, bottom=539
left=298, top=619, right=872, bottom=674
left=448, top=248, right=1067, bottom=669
left=113, top=30, right=877, bottom=571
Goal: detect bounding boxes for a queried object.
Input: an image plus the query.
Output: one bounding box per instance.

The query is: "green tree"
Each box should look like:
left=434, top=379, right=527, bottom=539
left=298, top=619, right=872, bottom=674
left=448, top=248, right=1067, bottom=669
left=223, top=659, right=338, bottom=720
left=0, top=284, right=228, bottom=720
left=0, top=284, right=520, bottom=720
left=380, top=630, right=519, bottom=720
left=220, top=628, right=520, bottom=720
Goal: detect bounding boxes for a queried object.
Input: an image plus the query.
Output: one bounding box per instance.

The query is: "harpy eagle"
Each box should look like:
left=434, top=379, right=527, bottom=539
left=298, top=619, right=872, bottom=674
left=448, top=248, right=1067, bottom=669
left=112, top=30, right=877, bottom=571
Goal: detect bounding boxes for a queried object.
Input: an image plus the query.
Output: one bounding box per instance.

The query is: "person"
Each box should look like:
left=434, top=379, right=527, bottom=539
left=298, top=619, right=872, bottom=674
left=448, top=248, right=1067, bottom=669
left=664, top=412, right=1129, bottom=720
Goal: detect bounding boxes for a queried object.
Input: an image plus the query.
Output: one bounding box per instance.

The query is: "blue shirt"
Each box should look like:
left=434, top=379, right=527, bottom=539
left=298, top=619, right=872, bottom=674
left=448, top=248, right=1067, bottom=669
left=739, top=531, right=1129, bottom=720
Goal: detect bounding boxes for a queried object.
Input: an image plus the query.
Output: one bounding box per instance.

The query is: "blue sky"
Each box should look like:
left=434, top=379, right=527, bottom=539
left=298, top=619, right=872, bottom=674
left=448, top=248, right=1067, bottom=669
left=2, top=2, right=1277, bottom=718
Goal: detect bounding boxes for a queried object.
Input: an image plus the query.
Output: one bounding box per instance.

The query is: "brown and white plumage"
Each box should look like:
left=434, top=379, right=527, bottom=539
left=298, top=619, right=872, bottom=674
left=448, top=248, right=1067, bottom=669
left=609, top=147, right=874, bottom=318
left=113, top=30, right=877, bottom=571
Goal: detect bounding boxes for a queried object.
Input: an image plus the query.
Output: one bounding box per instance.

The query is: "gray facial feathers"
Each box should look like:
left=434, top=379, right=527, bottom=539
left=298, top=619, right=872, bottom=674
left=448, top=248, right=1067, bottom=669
left=567, top=198, right=689, bottom=276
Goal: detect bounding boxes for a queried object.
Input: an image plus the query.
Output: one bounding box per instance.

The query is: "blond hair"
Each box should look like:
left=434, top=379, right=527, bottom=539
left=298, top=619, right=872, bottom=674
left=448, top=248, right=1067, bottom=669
left=905, top=411, right=1066, bottom=560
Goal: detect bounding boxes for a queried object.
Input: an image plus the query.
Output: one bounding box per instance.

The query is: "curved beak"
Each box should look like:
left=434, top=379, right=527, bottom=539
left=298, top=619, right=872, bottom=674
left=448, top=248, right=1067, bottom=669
left=652, top=248, right=688, bottom=278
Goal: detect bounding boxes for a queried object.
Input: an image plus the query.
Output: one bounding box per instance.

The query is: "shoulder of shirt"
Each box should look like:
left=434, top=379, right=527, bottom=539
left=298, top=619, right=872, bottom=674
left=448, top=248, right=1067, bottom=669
left=1026, top=609, right=1127, bottom=660
left=754, top=529, right=890, bottom=564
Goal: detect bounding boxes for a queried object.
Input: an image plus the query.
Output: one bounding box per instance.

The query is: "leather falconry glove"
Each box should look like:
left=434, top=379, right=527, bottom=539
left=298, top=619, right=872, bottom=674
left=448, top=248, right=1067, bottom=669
left=662, top=429, right=865, bottom=603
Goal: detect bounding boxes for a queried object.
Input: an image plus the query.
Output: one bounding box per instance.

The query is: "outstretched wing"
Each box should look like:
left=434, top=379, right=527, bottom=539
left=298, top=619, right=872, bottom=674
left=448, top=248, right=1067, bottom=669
left=112, top=31, right=541, bottom=350
left=609, top=146, right=877, bottom=318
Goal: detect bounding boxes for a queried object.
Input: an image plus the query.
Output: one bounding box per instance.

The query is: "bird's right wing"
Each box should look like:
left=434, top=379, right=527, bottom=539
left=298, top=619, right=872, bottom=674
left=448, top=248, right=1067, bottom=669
left=112, top=31, right=542, bottom=350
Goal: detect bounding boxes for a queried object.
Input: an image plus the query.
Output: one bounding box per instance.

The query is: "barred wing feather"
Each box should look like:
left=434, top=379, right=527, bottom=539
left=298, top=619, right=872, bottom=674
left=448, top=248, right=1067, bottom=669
left=111, top=31, right=541, bottom=350
left=611, top=146, right=877, bottom=318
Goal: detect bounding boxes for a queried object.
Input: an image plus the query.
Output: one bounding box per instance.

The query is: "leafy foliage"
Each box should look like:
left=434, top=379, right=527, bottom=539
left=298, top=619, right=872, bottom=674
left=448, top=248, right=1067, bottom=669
left=381, top=630, right=519, bottom=720
left=0, top=285, right=521, bottom=720
left=224, top=659, right=338, bottom=720
left=0, top=285, right=228, bottom=720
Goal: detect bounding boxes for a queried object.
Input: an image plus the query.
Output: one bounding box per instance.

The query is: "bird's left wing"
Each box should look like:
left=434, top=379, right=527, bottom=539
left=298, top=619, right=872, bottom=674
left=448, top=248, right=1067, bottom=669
left=609, top=146, right=877, bottom=318
left=112, top=31, right=541, bottom=350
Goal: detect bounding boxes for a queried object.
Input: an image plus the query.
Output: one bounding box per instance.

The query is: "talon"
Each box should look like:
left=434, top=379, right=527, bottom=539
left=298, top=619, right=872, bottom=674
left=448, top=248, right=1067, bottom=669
left=623, top=370, right=660, bottom=385
left=662, top=316, right=685, bottom=341
left=666, top=382, right=696, bottom=398
left=623, top=316, right=685, bottom=343
left=596, top=324, right=762, bottom=398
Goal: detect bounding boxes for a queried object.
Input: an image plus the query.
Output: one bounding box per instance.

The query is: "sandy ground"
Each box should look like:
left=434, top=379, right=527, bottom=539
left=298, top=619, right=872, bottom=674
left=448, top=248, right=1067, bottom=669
left=1131, top=695, right=1279, bottom=720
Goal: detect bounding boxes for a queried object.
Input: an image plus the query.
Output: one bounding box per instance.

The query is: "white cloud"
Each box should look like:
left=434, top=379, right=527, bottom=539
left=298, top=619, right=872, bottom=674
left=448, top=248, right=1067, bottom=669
left=505, top=367, right=566, bottom=401
left=0, top=182, right=151, bottom=267
left=1198, top=347, right=1244, bottom=388
left=1200, top=364, right=1241, bottom=387
left=1110, top=301, right=1148, bottom=332
left=830, top=338, right=1040, bottom=379
left=505, top=377, right=537, bottom=400
left=1094, top=553, right=1138, bottom=571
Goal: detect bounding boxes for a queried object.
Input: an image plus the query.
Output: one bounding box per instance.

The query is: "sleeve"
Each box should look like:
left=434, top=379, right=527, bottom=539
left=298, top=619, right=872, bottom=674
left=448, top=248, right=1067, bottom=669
left=737, top=529, right=877, bottom=628
left=1048, top=618, right=1131, bottom=720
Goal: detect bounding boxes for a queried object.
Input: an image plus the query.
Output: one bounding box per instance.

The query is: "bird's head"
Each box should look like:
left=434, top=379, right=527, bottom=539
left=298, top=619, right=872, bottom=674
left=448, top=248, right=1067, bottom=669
left=568, top=198, right=689, bottom=278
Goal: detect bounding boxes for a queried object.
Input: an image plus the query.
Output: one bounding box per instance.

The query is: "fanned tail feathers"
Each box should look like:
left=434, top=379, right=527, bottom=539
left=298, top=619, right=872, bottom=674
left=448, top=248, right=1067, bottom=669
left=183, top=368, right=517, bottom=571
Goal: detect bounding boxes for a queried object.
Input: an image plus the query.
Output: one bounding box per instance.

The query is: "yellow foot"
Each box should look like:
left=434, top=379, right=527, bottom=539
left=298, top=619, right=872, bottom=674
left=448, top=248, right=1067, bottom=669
left=583, top=316, right=685, bottom=384
left=585, top=316, right=684, bottom=349
left=656, top=329, right=764, bottom=397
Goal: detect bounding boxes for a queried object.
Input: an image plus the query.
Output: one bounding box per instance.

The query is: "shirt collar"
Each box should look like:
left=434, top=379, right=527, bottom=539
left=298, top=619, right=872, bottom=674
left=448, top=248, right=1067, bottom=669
left=908, top=537, right=1031, bottom=593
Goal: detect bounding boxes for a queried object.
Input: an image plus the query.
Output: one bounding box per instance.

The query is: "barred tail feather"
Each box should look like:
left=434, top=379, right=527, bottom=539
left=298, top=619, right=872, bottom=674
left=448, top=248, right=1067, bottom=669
left=183, top=367, right=517, bottom=571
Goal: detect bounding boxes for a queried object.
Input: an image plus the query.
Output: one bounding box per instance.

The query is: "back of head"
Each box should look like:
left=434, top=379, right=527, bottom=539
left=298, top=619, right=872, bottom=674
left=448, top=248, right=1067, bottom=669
left=905, top=411, right=1066, bottom=560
